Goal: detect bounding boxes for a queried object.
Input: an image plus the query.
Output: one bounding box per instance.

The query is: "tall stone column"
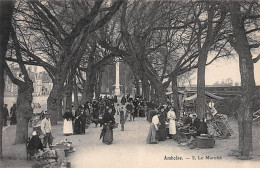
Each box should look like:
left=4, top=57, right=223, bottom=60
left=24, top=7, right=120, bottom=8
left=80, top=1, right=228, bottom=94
left=115, top=59, right=120, bottom=96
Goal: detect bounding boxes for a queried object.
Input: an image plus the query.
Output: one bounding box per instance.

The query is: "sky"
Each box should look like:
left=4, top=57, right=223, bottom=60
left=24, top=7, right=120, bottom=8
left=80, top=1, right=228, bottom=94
left=36, top=56, right=260, bottom=86
left=190, top=57, right=260, bottom=86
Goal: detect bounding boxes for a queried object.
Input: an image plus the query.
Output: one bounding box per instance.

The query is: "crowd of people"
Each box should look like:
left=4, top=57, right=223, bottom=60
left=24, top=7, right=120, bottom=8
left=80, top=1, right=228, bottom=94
left=6, top=93, right=214, bottom=155
left=60, top=94, right=153, bottom=145
left=36, top=93, right=210, bottom=147
left=146, top=103, right=210, bottom=144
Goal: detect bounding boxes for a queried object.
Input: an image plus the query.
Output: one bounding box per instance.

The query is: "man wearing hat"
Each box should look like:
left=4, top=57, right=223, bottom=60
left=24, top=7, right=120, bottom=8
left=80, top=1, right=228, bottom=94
left=41, top=111, right=53, bottom=148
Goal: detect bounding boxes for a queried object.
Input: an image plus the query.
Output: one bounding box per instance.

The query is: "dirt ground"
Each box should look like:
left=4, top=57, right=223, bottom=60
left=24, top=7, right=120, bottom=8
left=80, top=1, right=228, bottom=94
left=1, top=96, right=260, bottom=168
left=0, top=114, right=260, bottom=168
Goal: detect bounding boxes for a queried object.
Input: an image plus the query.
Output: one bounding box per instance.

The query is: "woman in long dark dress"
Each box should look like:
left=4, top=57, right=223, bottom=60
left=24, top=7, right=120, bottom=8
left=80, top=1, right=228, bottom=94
left=10, top=103, right=17, bottom=125
left=158, top=107, right=167, bottom=141
left=92, top=100, right=99, bottom=119
left=139, top=100, right=145, bottom=117
left=79, top=109, right=87, bottom=134
left=102, top=108, right=115, bottom=145
left=74, top=106, right=84, bottom=134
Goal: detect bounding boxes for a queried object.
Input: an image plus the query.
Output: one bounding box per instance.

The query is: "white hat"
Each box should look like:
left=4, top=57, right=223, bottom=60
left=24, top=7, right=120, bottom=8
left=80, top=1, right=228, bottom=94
left=32, top=131, right=37, bottom=136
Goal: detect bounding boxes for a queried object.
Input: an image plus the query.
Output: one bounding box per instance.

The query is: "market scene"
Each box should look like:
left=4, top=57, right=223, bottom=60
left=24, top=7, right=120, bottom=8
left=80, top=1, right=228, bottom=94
left=0, top=0, right=260, bottom=168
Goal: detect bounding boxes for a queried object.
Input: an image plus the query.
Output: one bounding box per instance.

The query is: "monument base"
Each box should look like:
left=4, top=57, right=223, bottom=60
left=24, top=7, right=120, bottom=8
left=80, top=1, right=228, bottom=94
left=115, top=88, right=120, bottom=96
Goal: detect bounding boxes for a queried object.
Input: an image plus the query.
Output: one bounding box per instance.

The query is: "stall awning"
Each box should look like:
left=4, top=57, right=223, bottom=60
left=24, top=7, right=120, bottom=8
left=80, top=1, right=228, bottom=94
left=184, top=91, right=224, bottom=101
left=166, top=91, right=185, bottom=95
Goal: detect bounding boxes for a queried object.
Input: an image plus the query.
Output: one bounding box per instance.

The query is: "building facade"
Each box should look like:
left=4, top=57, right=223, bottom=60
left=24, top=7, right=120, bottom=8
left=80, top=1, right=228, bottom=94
left=4, top=66, right=52, bottom=97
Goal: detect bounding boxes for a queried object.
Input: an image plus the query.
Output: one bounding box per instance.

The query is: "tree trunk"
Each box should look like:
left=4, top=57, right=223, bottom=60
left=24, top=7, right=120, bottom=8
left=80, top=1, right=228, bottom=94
left=0, top=0, right=15, bottom=158
left=152, top=83, right=167, bottom=104
left=134, top=77, right=140, bottom=96
left=229, top=1, right=255, bottom=156
left=172, top=75, right=180, bottom=118
left=82, top=69, right=96, bottom=104
left=14, top=83, right=33, bottom=144
left=150, top=87, right=155, bottom=102
left=73, top=78, right=79, bottom=109
left=95, top=71, right=102, bottom=100
left=47, top=79, right=64, bottom=125
left=65, top=75, right=73, bottom=111
left=196, top=50, right=208, bottom=120
left=141, top=77, right=150, bottom=101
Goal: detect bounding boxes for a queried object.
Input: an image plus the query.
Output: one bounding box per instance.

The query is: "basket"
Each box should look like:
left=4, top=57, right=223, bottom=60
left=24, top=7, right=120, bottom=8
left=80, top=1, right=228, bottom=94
left=196, top=136, right=215, bottom=148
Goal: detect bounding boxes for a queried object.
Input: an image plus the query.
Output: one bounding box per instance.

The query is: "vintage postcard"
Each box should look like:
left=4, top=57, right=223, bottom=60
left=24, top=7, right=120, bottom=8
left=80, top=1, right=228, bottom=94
left=0, top=0, right=260, bottom=168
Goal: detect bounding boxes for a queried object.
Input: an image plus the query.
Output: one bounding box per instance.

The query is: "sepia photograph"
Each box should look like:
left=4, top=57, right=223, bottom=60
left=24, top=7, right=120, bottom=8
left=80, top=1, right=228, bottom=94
left=0, top=0, right=260, bottom=168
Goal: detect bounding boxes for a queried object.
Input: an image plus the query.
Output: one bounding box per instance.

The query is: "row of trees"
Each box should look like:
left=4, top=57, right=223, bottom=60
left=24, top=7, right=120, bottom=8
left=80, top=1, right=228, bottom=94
left=0, top=0, right=259, bottom=158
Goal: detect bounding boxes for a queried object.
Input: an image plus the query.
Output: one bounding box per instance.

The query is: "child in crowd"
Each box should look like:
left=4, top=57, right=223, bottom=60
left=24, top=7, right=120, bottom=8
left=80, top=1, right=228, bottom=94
left=119, top=106, right=125, bottom=131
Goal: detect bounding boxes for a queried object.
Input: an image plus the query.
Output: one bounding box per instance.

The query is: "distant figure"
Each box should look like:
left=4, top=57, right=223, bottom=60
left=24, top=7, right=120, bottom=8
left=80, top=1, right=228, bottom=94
left=63, top=108, right=74, bottom=136
left=2, top=104, right=9, bottom=126
left=126, top=101, right=134, bottom=121
left=133, top=99, right=139, bottom=118
left=126, top=93, right=130, bottom=102
left=119, top=107, right=125, bottom=131
left=99, top=98, right=106, bottom=115
left=110, top=103, right=116, bottom=116
left=92, top=100, right=99, bottom=120
left=139, top=100, right=145, bottom=117
left=27, top=131, right=43, bottom=156
left=84, top=101, right=91, bottom=115
left=41, top=112, right=53, bottom=148
left=113, top=95, right=118, bottom=103
left=10, top=103, right=17, bottom=125
left=121, top=95, right=127, bottom=105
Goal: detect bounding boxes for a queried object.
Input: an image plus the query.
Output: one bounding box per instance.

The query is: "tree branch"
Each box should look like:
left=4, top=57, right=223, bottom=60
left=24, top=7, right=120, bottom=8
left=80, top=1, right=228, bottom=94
left=246, top=27, right=260, bottom=34
left=253, top=54, right=260, bottom=63
left=4, top=61, right=23, bottom=86
left=11, top=27, right=32, bottom=83
left=33, top=1, right=68, bottom=37
left=28, top=1, right=64, bottom=44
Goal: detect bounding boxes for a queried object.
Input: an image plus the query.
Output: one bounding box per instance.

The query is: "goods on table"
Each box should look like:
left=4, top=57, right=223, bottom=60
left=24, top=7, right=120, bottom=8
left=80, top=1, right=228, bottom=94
left=32, top=139, right=75, bottom=168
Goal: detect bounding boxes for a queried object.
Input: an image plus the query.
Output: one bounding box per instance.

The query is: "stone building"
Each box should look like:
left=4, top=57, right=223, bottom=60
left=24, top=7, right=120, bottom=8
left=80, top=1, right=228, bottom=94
left=4, top=66, right=52, bottom=97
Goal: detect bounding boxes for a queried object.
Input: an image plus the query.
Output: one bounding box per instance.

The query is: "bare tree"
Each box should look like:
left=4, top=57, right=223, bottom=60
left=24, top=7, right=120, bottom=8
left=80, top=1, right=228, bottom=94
left=4, top=28, right=33, bottom=144
left=0, top=0, right=15, bottom=158
left=227, top=0, right=260, bottom=158
left=192, top=2, right=228, bottom=119
left=9, top=0, right=124, bottom=124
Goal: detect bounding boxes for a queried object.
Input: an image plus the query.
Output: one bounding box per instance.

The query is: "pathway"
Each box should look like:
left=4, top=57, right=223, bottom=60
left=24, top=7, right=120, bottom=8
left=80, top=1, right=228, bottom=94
left=66, top=116, right=260, bottom=168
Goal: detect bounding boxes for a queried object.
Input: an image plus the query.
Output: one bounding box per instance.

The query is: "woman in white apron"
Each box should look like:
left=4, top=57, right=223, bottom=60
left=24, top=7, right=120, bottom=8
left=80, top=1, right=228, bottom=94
left=63, top=108, right=74, bottom=135
left=167, top=106, right=176, bottom=139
